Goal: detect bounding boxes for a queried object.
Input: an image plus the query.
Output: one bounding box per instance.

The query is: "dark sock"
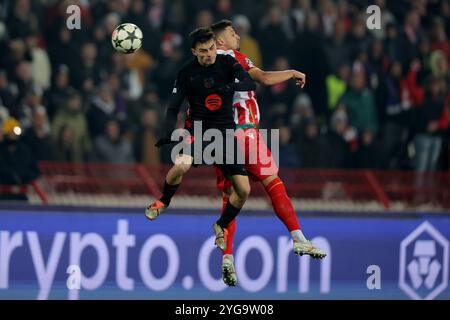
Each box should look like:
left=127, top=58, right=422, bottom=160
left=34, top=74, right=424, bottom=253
left=159, top=181, right=180, bottom=206
left=216, top=201, right=241, bottom=229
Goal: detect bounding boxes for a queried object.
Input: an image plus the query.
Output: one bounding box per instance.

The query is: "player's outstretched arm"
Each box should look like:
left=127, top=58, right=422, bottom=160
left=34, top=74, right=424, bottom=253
left=248, top=67, right=306, bottom=88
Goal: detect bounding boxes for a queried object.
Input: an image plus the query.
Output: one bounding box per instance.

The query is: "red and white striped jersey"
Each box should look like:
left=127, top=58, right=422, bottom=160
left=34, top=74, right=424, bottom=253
left=217, top=49, right=260, bottom=126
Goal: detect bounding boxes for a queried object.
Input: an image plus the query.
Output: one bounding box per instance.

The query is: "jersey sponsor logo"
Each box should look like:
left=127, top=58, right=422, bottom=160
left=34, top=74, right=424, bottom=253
left=205, top=94, right=222, bottom=111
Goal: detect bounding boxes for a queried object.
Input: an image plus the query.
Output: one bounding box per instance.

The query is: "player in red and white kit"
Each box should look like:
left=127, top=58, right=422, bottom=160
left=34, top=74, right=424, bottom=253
left=210, top=20, right=326, bottom=286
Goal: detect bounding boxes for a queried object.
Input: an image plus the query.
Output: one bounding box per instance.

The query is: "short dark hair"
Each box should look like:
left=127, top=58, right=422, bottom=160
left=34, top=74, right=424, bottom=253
left=211, top=20, right=233, bottom=35
left=189, top=27, right=215, bottom=48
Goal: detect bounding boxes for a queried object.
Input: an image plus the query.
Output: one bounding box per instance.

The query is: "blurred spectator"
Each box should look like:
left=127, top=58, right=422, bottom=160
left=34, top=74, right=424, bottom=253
left=277, top=0, right=297, bottom=42
left=215, top=0, right=234, bottom=21
left=147, top=0, right=166, bottom=31
left=87, top=84, right=125, bottom=138
left=126, top=0, right=150, bottom=33
left=295, top=118, right=328, bottom=167
left=13, top=61, right=34, bottom=108
left=413, top=76, right=449, bottom=172
left=72, top=42, right=103, bottom=91
left=150, top=32, right=185, bottom=101
left=92, top=23, right=115, bottom=71
left=442, top=0, right=450, bottom=37
left=430, top=50, right=450, bottom=83
left=6, top=0, right=38, bottom=39
left=165, top=0, right=188, bottom=33
left=53, top=124, right=76, bottom=162
left=22, top=106, right=54, bottom=161
left=107, top=73, right=128, bottom=119
left=92, top=119, right=134, bottom=163
left=325, top=20, right=350, bottom=72
left=319, top=0, right=337, bottom=37
left=44, top=64, right=73, bottom=119
left=367, top=39, right=387, bottom=92
left=0, top=105, right=9, bottom=125
left=291, top=0, right=312, bottom=33
left=325, top=108, right=354, bottom=168
left=111, top=52, right=144, bottom=101
left=52, top=89, right=91, bottom=162
left=384, top=22, right=402, bottom=63
left=354, top=129, right=382, bottom=169
left=0, top=70, right=17, bottom=116
left=193, top=9, right=214, bottom=29
left=25, top=33, right=51, bottom=90
left=48, top=25, right=80, bottom=79
left=0, top=118, right=39, bottom=200
left=21, top=84, right=46, bottom=129
left=400, top=10, right=425, bottom=69
left=290, top=93, right=314, bottom=129
left=379, top=61, right=412, bottom=169
left=262, top=56, right=298, bottom=112
left=429, top=17, right=450, bottom=63
left=293, top=10, right=329, bottom=118
left=134, top=108, right=162, bottom=165
left=127, top=50, right=154, bottom=98
left=233, top=15, right=262, bottom=68
left=326, top=62, right=350, bottom=113
left=346, top=13, right=373, bottom=62
left=339, top=65, right=378, bottom=135
left=258, top=6, right=291, bottom=68
left=278, top=125, right=301, bottom=168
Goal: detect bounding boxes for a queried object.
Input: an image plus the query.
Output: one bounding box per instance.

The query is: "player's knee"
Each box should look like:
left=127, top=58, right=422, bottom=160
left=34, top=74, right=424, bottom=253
left=236, top=183, right=250, bottom=201
left=223, top=186, right=233, bottom=197
left=172, top=163, right=191, bottom=177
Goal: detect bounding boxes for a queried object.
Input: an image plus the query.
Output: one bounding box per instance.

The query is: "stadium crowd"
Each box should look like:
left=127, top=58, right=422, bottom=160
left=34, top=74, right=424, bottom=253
left=0, top=0, right=449, bottom=187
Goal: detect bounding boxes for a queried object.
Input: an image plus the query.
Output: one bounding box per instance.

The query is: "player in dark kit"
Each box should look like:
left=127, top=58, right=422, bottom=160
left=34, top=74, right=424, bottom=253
left=145, top=27, right=256, bottom=251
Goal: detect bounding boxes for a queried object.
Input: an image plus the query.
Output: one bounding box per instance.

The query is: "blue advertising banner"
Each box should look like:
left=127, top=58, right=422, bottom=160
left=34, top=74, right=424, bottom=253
left=0, top=206, right=449, bottom=300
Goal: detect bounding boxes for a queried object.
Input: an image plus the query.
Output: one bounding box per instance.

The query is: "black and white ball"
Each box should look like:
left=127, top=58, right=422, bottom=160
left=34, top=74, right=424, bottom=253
left=111, top=23, right=143, bottom=54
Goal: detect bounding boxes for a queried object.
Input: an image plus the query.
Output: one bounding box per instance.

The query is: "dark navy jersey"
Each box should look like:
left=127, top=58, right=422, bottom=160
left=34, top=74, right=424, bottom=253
left=163, top=54, right=256, bottom=135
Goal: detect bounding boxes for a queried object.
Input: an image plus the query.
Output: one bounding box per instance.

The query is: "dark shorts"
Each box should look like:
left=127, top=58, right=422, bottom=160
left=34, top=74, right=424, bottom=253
left=176, top=128, right=247, bottom=178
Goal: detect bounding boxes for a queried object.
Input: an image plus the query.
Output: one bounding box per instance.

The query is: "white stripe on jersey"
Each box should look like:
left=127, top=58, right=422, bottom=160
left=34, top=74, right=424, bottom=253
left=217, top=49, right=260, bottom=125
left=217, top=49, right=235, bottom=57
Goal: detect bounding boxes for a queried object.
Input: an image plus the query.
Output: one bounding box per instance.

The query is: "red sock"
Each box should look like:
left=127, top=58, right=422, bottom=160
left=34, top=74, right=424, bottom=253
left=265, top=177, right=300, bottom=232
left=221, top=196, right=236, bottom=255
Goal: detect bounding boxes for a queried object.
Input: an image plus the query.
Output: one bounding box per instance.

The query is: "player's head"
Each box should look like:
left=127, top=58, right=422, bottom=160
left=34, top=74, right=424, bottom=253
left=211, top=19, right=240, bottom=50
left=189, top=27, right=217, bottom=66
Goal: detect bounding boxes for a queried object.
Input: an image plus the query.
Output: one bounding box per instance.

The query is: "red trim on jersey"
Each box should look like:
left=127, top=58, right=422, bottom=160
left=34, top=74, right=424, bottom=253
left=236, top=102, right=247, bottom=124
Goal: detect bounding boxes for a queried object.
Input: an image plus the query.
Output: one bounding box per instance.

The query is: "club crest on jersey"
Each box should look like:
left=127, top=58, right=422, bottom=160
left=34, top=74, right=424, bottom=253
left=204, top=77, right=215, bottom=88
left=245, top=57, right=254, bottom=68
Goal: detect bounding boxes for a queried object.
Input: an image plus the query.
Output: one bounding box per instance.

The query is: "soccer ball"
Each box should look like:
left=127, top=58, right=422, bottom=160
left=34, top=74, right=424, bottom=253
left=111, top=23, right=143, bottom=54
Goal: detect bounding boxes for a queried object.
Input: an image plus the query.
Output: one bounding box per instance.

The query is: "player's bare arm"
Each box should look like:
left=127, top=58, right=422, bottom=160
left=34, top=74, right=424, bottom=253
left=248, top=67, right=306, bottom=88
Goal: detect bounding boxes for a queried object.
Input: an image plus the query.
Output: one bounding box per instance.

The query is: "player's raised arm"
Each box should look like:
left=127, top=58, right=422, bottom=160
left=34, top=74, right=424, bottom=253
left=248, top=67, right=306, bottom=88
left=218, top=55, right=256, bottom=94
left=156, top=71, right=187, bottom=147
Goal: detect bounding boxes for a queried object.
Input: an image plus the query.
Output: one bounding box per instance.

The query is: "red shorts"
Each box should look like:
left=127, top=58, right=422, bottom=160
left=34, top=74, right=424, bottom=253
left=216, top=128, right=279, bottom=190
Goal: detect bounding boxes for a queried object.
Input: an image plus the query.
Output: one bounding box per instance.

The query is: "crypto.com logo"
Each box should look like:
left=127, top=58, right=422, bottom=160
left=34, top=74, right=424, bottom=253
left=399, top=221, right=449, bottom=300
